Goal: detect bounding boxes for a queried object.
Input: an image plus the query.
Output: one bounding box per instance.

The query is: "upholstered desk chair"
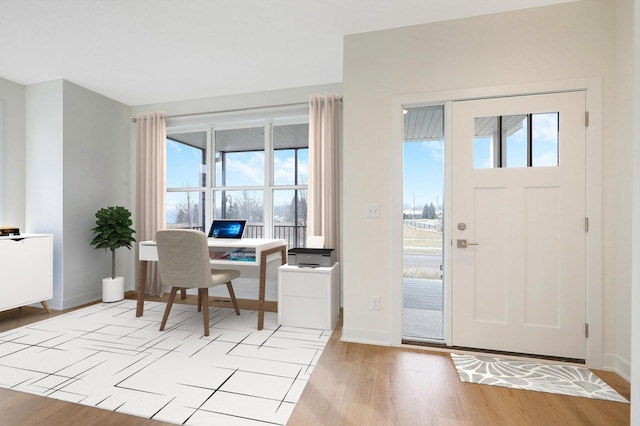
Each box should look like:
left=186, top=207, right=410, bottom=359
left=156, top=229, right=241, bottom=336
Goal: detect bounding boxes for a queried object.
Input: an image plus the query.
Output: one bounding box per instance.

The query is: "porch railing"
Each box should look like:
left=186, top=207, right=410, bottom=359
left=169, top=223, right=307, bottom=248
left=244, top=224, right=307, bottom=248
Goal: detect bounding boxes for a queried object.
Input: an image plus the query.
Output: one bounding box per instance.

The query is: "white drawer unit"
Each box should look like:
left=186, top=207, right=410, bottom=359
left=0, top=234, right=53, bottom=313
left=278, top=263, right=340, bottom=329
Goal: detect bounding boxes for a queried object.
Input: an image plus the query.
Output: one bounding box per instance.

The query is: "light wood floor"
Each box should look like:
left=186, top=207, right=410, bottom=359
left=0, top=297, right=630, bottom=426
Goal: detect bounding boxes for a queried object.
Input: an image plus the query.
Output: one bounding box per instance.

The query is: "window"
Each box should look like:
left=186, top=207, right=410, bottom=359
left=402, top=104, right=445, bottom=341
left=474, top=112, right=559, bottom=168
left=214, top=127, right=265, bottom=237
left=272, top=123, right=309, bottom=247
left=166, top=131, right=207, bottom=232
left=166, top=108, right=309, bottom=248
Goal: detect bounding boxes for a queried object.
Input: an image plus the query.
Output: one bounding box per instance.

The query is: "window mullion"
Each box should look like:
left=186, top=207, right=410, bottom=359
left=263, top=122, right=273, bottom=238
left=498, top=115, right=505, bottom=168
left=527, top=114, right=533, bottom=167
left=205, top=127, right=213, bottom=229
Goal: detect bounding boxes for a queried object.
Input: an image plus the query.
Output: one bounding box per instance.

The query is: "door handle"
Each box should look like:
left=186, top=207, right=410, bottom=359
left=457, top=239, right=479, bottom=248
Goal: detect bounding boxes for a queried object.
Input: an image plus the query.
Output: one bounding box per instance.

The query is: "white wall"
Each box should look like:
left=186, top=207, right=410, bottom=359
left=0, top=77, right=26, bottom=228
left=613, top=0, right=635, bottom=380
left=131, top=83, right=342, bottom=118
left=25, top=80, right=64, bottom=303
left=26, top=80, right=131, bottom=309
left=342, top=0, right=631, bottom=373
left=630, top=0, right=640, bottom=421
left=0, top=99, right=4, bottom=223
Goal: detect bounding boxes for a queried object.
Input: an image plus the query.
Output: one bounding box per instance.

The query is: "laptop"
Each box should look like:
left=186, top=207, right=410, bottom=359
left=207, top=219, right=246, bottom=239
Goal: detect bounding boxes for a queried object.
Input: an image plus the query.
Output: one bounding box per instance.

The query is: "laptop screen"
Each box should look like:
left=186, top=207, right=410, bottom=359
left=207, top=219, right=246, bottom=239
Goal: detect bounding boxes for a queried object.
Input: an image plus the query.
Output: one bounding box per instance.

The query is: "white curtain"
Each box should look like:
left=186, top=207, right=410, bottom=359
left=308, top=94, right=341, bottom=256
left=136, top=111, right=166, bottom=296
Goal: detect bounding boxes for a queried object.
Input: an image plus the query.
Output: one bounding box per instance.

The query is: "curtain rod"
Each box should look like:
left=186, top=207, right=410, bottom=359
left=131, top=96, right=343, bottom=123
left=168, top=101, right=308, bottom=119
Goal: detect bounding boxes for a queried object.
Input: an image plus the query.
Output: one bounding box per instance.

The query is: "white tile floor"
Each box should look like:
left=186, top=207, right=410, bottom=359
left=0, top=300, right=333, bottom=425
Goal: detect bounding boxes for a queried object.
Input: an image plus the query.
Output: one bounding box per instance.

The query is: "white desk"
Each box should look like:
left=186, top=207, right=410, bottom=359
left=136, top=238, right=287, bottom=330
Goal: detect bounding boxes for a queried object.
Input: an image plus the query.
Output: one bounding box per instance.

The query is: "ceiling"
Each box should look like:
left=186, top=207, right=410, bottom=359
left=0, top=0, right=573, bottom=106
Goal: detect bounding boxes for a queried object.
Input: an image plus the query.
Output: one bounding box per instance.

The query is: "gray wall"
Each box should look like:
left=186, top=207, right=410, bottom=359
left=25, top=80, right=131, bottom=309
left=0, top=77, right=26, bottom=227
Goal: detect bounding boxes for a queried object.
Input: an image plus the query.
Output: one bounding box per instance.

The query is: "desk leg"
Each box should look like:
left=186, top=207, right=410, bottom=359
left=257, top=245, right=286, bottom=330
left=258, top=255, right=267, bottom=330
left=136, top=260, right=147, bottom=317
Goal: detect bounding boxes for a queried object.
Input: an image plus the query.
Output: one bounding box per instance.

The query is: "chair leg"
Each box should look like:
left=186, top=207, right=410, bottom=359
left=200, top=288, right=209, bottom=336
left=160, top=287, right=179, bottom=331
left=226, top=281, right=241, bottom=316
left=180, top=288, right=187, bottom=300
left=197, top=289, right=202, bottom=312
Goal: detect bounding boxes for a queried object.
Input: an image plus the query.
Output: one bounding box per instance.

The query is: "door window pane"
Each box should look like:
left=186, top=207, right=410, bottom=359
left=474, top=112, right=559, bottom=168
left=503, top=115, right=528, bottom=168
left=474, top=117, right=498, bottom=169
left=532, top=113, right=559, bottom=167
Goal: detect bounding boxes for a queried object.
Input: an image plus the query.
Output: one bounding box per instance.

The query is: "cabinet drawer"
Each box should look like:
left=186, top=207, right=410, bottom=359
left=279, top=295, right=329, bottom=329
left=279, top=271, right=328, bottom=298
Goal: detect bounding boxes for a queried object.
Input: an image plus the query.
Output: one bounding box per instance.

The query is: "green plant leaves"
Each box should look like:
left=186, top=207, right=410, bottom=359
left=90, top=206, right=136, bottom=280
left=90, top=206, right=136, bottom=251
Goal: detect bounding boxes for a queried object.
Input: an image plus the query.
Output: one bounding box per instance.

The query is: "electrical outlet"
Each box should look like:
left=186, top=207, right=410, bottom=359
left=370, top=296, right=380, bottom=311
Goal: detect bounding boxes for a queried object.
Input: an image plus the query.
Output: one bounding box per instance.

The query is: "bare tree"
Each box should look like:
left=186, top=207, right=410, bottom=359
left=174, top=192, right=200, bottom=228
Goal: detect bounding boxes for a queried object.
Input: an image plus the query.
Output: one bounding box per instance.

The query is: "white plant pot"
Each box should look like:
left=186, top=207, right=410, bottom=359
left=102, top=276, right=124, bottom=302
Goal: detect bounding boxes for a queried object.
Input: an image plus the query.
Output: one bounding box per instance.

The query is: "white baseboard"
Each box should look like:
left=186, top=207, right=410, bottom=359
left=602, top=352, right=631, bottom=382
left=340, top=327, right=391, bottom=346
left=49, top=292, right=102, bottom=311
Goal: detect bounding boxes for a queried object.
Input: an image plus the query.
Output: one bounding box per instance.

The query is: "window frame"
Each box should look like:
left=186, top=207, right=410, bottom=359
left=166, top=106, right=309, bottom=245
left=474, top=112, right=559, bottom=169
left=165, top=131, right=209, bottom=232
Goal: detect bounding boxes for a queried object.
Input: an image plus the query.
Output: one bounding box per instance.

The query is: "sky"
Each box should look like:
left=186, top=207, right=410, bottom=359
left=403, top=140, right=444, bottom=211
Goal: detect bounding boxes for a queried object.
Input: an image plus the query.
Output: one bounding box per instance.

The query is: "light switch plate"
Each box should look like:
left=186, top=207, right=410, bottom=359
left=365, top=203, right=380, bottom=218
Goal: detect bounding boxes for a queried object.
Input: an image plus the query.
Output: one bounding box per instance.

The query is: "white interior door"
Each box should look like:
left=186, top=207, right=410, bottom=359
left=451, top=91, right=586, bottom=360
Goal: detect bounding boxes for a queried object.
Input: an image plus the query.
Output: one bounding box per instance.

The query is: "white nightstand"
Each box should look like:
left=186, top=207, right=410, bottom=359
left=278, top=263, right=340, bottom=329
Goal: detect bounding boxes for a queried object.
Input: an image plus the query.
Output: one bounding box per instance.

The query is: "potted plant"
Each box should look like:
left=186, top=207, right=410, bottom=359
left=90, top=206, right=136, bottom=302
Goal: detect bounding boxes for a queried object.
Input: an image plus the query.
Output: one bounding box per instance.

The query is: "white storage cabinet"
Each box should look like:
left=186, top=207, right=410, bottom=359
left=278, top=263, right=340, bottom=329
left=0, top=234, right=53, bottom=312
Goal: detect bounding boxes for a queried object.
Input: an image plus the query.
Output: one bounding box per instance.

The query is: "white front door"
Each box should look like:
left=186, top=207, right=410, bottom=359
left=451, top=91, right=586, bottom=360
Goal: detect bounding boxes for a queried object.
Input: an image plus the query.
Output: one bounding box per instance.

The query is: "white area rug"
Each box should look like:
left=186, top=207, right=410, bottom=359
left=450, top=353, right=628, bottom=403
left=0, top=300, right=333, bottom=425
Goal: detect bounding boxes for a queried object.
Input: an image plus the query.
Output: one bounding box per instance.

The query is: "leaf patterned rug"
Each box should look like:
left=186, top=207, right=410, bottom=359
left=450, top=353, right=628, bottom=403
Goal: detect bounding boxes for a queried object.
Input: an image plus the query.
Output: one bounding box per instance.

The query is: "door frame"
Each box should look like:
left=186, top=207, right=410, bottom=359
left=389, top=78, right=603, bottom=367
